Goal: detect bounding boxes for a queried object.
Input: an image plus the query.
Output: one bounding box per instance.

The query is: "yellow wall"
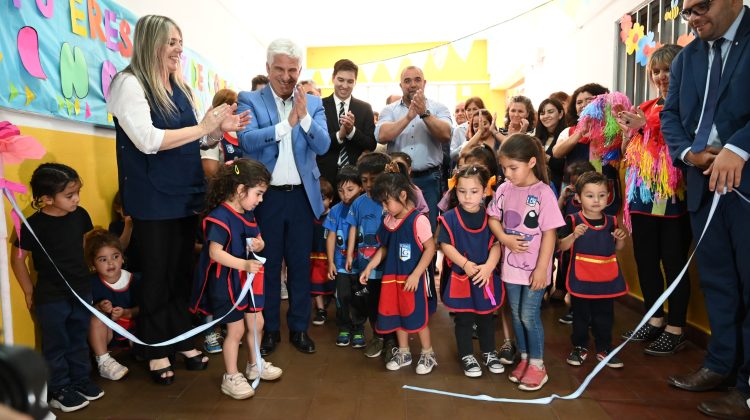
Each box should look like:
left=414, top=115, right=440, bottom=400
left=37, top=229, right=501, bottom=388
left=307, top=40, right=506, bottom=116
left=1, top=126, right=117, bottom=347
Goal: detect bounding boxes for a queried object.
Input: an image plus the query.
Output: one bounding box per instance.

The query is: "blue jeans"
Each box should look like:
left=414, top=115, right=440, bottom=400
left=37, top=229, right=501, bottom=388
left=36, top=297, right=92, bottom=392
left=411, top=167, right=441, bottom=231
left=505, top=283, right=545, bottom=359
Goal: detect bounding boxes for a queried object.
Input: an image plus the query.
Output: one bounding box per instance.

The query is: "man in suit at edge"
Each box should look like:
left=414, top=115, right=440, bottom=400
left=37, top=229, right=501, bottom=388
left=237, top=38, right=330, bottom=355
left=661, top=1, right=750, bottom=418
left=319, top=59, right=376, bottom=187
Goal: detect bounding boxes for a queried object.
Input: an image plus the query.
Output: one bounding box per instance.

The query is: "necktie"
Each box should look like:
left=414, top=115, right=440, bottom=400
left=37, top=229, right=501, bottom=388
left=337, top=101, right=349, bottom=167
left=692, top=38, right=725, bottom=153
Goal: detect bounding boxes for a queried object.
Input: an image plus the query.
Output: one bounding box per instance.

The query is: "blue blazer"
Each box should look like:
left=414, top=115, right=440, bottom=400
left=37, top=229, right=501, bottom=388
left=662, top=6, right=750, bottom=211
left=236, top=85, right=330, bottom=218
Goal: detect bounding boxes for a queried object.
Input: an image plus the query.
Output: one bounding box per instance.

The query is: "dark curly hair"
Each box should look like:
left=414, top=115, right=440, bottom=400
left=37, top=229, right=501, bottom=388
left=29, top=162, right=82, bottom=210
left=84, top=228, right=123, bottom=268
left=205, top=158, right=271, bottom=211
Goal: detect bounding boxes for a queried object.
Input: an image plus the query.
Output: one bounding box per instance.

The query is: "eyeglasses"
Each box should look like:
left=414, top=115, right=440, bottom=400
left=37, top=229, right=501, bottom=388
left=680, top=0, right=713, bottom=22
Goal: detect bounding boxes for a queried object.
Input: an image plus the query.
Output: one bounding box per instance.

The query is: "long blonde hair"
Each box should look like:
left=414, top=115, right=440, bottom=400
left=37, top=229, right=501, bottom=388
left=121, top=15, right=195, bottom=117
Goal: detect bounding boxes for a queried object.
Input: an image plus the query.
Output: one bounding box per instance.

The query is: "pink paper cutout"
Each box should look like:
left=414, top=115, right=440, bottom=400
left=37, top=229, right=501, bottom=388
left=36, top=0, right=54, bottom=18
left=104, top=9, right=119, bottom=52
left=101, top=60, right=116, bottom=100
left=17, top=26, right=47, bottom=79
left=85, top=102, right=91, bottom=118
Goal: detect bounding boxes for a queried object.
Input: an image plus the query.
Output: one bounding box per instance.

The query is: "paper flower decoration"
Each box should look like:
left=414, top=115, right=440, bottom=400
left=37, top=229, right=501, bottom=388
left=620, top=14, right=633, bottom=42
left=636, top=31, right=657, bottom=66
left=0, top=121, right=45, bottom=164
left=576, top=92, right=633, bottom=167
left=677, top=32, right=696, bottom=47
left=626, top=23, right=645, bottom=55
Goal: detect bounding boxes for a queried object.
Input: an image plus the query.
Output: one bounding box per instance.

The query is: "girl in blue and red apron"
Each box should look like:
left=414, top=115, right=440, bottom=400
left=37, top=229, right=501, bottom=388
left=86, top=229, right=140, bottom=382
left=359, top=165, right=438, bottom=375
left=311, top=177, right=335, bottom=326
left=191, top=158, right=282, bottom=400
left=558, top=171, right=628, bottom=370
left=437, top=165, right=504, bottom=378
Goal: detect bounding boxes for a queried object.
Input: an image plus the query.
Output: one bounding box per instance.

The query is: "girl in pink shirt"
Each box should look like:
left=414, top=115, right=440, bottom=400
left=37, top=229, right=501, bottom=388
left=487, top=134, right=565, bottom=391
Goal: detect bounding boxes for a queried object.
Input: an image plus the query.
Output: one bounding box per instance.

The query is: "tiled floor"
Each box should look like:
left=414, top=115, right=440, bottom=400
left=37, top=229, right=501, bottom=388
left=62, top=298, right=719, bottom=419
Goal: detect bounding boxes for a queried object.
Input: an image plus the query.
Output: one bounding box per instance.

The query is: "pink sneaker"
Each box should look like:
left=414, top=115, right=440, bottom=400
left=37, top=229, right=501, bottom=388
left=508, top=359, right=528, bottom=383
left=518, top=363, right=548, bottom=391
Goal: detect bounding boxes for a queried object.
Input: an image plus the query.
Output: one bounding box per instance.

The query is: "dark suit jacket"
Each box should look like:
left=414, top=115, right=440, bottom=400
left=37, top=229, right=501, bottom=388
left=318, top=95, right=376, bottom=184
left=662, top=6, right=750, bottom=211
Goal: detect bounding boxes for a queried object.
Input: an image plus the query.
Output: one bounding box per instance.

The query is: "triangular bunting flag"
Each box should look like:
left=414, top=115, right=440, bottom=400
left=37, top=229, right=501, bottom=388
left=431, top=45, right=449, bottom=71
left=24, top=85, right=36, bottom=106
left=0, top=52, right=4, bottom=62
left=452, top=38, right=474, bottom=62
left=85, top=102, right=91, bottom=119
left=383, top=58, right=402, bottom=82
left=74, top=98, right=80, bottom=115
left=107, top=113, right=113, bottom=123
left=408, top=51, right=428, bottom=69
left=9, top=83, right=18, bottom=101
left=361, top=62, right=378, bottom=83
left=65, top=98, right=73, bottom=115
left=57, top=95, right=64, bottom=110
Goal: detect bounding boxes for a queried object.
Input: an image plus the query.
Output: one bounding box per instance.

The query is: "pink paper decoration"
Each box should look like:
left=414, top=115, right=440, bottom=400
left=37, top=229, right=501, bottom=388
left=17, top=26, right=47, bottom=79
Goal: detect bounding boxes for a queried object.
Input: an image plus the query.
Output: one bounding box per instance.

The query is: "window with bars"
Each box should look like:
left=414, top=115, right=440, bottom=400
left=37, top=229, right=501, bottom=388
left=614, top=0, right=691, bottom=105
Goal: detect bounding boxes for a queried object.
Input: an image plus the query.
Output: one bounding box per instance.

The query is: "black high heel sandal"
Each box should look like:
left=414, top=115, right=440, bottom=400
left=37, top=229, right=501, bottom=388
left=180, top=351, right=208, bottom=371
left=150, top=365, right=174, bottom=385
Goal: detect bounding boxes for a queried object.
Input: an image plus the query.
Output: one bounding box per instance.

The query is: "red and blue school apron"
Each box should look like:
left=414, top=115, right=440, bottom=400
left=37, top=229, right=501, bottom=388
left=376, top=209, right=434, bottom=334
left=310, top=215, right=334, bottom=295
left=190, top=203, right=265, bottom=317
left=91, top=270, right=140, bottom=342
left=438, top=208, right=504, bottom=313
left=566, top=212, right=628, bottom=299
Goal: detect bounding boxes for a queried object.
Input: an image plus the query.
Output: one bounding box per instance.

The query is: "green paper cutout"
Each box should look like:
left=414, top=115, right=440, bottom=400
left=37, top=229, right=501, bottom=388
left=60, top=43, right=89, bottom=98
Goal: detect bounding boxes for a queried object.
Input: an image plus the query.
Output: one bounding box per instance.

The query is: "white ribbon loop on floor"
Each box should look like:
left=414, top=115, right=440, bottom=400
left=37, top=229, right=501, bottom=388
left=405, top=190, right=746, bottom=403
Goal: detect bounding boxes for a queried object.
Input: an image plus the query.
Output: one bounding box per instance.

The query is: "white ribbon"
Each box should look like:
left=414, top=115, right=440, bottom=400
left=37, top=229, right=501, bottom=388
left=6, top=193, right=265, bottom=388
left=405, top=190, right=745, bottom=403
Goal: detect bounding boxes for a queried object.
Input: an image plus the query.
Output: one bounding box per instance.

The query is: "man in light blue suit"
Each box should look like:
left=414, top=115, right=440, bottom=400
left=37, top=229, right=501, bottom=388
left=662, top=1, right=750, bottom=418
left=237, top=38, right=330, bottom=355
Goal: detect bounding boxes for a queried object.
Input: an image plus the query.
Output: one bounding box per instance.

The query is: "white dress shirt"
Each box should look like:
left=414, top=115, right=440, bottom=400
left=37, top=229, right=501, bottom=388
left=270, top=89, right=311, bottom=185
left=106, top=73, right=166, bottom=154
left=334, top=95, right=356, bottom=143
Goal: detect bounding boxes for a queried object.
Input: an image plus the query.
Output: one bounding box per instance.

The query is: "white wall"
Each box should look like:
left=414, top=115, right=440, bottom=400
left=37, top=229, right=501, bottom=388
left=118, top=0, right=268, bottom=91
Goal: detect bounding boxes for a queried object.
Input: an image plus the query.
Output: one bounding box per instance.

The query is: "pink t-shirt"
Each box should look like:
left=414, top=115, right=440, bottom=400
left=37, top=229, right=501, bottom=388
left=383, top=212, right=432, bottom=245
left=487, top=180, right=565, bottom=285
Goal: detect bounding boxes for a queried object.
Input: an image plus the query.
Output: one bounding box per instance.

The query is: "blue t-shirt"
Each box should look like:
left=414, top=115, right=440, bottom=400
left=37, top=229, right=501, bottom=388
left=345, top=193, right=384, bottom=279
left=323, top=202, right=352, bottom=273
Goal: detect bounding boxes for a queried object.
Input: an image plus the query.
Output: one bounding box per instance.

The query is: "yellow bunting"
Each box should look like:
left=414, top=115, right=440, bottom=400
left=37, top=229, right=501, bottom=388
left=74, top=98, right=80, bottom=115
left=57, top=95, right=64, bottom=110
left=24, top=85, right=36, bottom=106
left=0, top=51, right=3, bottom=62
left=65, top=99, right=73, bottom=115
left=107, top=113, right=113, bottom=123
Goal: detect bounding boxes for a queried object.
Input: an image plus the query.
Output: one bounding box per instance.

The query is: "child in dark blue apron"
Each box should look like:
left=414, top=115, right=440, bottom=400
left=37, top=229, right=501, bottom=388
left=558, top=171, right=628, bottom=369
left=191, top=159, right=282, bottom=400
left=438, top=165, right=504, bottom=377
left=359, top=165, right=438, bottom=375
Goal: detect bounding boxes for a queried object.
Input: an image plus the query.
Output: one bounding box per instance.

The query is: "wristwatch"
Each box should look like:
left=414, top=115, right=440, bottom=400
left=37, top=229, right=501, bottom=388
left=419, top=110, right=431, bottom=119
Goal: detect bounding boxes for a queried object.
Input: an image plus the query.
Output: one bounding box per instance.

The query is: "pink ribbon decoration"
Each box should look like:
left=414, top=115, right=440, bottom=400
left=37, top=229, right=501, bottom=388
left=0, top=179, right=28, bottom=252
left=0, top=121, right=46, bottom=164
left=485, top=284, right=497, bottom=306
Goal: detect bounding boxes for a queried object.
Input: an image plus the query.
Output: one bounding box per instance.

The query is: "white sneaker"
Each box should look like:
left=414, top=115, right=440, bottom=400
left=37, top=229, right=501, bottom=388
left=385, top=348, right=412, bottom=371
left=415, top=351, right=438, bottom=375
left=280, top=281, right=289, bottom=300
left=245, top=359, right=283, bottom=381
left=221, top=372, right=255, bottom=400
left=98, top=356, right=128, bottom=381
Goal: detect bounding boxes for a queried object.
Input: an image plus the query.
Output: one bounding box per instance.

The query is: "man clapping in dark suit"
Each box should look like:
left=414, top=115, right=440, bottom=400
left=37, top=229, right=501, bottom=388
left=319, top=59, right=376, bottom=185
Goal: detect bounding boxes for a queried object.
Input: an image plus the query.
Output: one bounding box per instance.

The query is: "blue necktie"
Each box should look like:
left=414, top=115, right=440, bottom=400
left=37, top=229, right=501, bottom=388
left=692, top=38, right=725, bottom=153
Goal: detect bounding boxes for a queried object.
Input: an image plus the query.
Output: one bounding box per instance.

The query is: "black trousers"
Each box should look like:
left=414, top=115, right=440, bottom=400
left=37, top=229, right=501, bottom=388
left=335, top=273, right=368, bottom=333
left=630, top=213, right=691, bottom=327
left=571, top=296, right=614, bottom=353
left=454, top=312, right=495, bottom=357
left=133, top=216, right=197, bottom=359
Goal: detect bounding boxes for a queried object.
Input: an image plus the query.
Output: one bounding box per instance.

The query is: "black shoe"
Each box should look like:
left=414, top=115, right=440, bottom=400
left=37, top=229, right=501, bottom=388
left=644, top=331, right=686, bottom=356
left=621, top=323, right=665, bottom=342
left=149, top=365, right=174, bottom=385
left=260, top=331, right=281, bottom=356
left=290, top=331, right=316, bottom=353
left=180, top=350, right=208, bottom=370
